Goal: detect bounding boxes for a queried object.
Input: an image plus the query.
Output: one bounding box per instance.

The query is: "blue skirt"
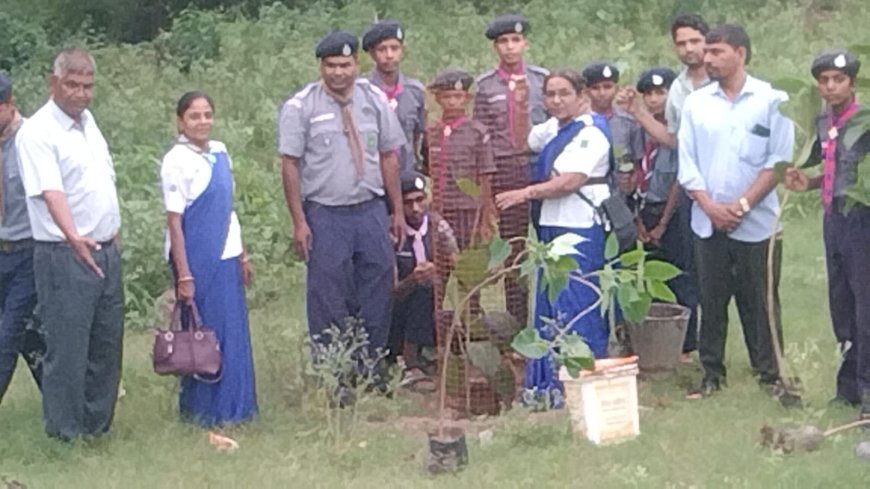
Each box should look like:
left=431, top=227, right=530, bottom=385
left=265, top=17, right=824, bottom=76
left=179, top=257, right=258, bottom=427
left=522, top=224, right=608, bottom=409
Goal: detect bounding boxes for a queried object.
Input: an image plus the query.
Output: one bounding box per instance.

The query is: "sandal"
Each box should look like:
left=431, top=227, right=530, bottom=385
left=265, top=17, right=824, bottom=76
left=399, top=367, right=436, bottom=393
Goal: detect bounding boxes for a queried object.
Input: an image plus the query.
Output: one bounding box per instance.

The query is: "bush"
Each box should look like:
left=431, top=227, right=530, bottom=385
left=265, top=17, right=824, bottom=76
left=3, top=0, right=868, bottom=330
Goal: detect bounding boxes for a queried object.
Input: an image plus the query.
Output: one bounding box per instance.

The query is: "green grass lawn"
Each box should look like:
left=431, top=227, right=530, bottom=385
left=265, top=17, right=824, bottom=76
left=2, top=212, right=869, bottom=488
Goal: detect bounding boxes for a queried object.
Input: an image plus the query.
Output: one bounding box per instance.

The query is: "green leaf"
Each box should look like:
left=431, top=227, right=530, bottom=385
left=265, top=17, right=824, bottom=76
left=559, top=334, right=595, bottom=377
left=850, top=44, right=870, bottom=57
left=617, top=282, right=639, bottom=307
left=842, top=107, right=870, bottom=149
left=520, top=259, right=538, bottom=279
left=511, top=327, right=549, bottom=359
left=604, top=232, right=619, bottom=260
left=548, top=232, right=585, bottom=258
left=454, top=177, right=480, bottom=199
left=487, top=236, right=511, bottom=271
left=622, top=293, right=653, bottom=323
left=466, top=341, right=502, bottom=379
left=478, top=312, right=522, bottom=353
left=453, top=247, right=489, bottom=288
left=643, top=260, right=681, bottom=281
left=647, top=279, right=677, bottom=302
left=773, top=161, right=792, bottom=183
left=619, top=248, right=645, bottom=267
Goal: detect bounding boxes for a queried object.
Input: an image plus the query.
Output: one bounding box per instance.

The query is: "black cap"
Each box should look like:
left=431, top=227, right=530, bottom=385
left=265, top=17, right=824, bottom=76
left=583, top=61, right=620, bottom=85
left=315, top=31, right=358, bottom=59
left=362, top=20, right=405, bottom=52
left=428, top=69, right=473, bottom=91
left=0, top=73, right=11, bottom=103
left=811, top=49, right=860, bottom=79
left=485, top=13, right=529, bottom=40
left=401, top=171, right=427, bottom=195
left=636, top=67, right=677, bottom=93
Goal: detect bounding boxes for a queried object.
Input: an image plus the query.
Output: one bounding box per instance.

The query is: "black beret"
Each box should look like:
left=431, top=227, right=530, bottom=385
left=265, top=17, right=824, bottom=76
left=811, top=49, right=860, bottom=79
left=362, top=20, right=405, bottom=52
left=401, top=171, right=427, bottom=195
left=485, top=14, right=530, bottom=40
left=428, top=69, right=473, bottom=91
left=315, top=31, right=358, bottom=59
left=0, top=73, right=10, bottom=102
left=583, top=61, right=620, bottom=85
left=636, top=67, right=677, bottom=93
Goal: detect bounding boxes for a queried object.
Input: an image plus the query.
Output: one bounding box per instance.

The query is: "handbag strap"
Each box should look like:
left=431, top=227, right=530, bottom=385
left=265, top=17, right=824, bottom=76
left=170, top=301, right=205, bottom=331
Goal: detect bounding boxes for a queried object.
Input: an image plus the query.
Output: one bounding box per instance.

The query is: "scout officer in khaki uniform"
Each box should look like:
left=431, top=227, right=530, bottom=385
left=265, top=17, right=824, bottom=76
left=363, top=19, right=426, bottom=173
left=278, top=32, right=406, bottom=382
left=474, top=13, right=548, bottom=327
left=785, top=50, right=870, bottom=417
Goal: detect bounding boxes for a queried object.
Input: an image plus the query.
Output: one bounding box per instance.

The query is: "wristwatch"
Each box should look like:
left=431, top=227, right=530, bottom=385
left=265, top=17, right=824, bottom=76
left=739, top=197, right=751, bottom=214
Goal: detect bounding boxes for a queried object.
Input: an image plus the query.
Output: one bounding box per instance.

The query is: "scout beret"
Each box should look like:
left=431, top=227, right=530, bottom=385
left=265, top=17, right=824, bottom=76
left=362, top=20, right=405, bottom=52
left=315, top=31, right=358, bottom=59
left=0, top=73, right=10, bottom=103
left=428, top=69, right=474, bottom=91
left=485, top=14, right=530, bottom=40
left=582, top=61, right=620, bottom=85
left=401, top=171, right=427, bottom=195
left=811, top=49, right=861, bottom=79
left=636, top=67, right=677, bottom=93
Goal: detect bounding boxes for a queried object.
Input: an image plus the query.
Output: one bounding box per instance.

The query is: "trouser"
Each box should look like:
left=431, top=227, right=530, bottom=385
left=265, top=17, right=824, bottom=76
left=824, top=203, right=870, bottom=403
left=304, top=198, right=395, bottom=358
left=493, top=154, right=530, bottom=326
left=388, top=283, right=435, bottom=363
left=640, top=194, right=699, bottom=352
left=35, top=240, right=124, bottom=440
left=694, top=232, right=782, bottom=384
left=0, top=244, right=43, bottom=403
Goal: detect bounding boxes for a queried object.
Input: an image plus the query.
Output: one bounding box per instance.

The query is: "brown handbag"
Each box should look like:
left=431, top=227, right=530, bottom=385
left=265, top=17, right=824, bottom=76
left=152, top=302, right=222, bottom=383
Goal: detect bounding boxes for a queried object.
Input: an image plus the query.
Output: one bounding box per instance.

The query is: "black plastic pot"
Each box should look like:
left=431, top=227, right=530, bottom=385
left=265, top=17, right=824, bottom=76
left=426, top=427, right=468, bottom=474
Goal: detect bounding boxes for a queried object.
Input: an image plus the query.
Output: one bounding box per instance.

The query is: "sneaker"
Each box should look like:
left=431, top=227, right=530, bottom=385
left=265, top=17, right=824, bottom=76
left=686, top=377, right=722, bottom=400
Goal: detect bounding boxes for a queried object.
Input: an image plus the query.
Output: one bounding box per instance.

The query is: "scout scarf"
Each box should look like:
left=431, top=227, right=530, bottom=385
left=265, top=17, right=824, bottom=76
left=406, top=214, right=429, bottom=264
left=496, top=63, right=529, bottom=150
left=382, top=81, right=403, bottom=112
left=434, top=115, right=468, bottom=196
left=822, top=99, right=860, bottom=213
left=0, top=110, right=22, bottom=218
left=322, top=82, right=366, bottom=179
left=638, top=138, right=658, bottom=194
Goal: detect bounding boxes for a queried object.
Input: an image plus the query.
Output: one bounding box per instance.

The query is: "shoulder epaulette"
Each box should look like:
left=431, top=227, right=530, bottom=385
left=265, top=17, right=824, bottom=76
left=475, top=69, right=498, bottom=83
left=285, top=82, right=318, bottom=108
left=527, top=65, right=549, bottom=77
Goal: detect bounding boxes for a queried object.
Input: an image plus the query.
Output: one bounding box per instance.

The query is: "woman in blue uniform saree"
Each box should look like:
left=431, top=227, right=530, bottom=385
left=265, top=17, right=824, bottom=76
left=495, top=70, right=612, bottom=408
left=160, top=91, right=258, bottom=426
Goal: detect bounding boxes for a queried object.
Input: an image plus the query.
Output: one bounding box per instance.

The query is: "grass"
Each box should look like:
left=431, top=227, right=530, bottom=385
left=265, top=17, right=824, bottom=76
left=1, top=211, right=869, bottom=488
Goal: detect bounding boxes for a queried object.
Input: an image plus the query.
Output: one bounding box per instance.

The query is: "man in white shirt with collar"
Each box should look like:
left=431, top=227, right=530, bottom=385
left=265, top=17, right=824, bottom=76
left=16, top=48, right=123, bottom=440
left=678, top=24, right=795, bottom=401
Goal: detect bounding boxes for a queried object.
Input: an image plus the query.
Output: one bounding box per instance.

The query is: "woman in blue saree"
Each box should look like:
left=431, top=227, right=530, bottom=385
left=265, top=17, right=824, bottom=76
left=495, top=70, right=612, bottom=408
left=160, top=91, right=258, bottom=426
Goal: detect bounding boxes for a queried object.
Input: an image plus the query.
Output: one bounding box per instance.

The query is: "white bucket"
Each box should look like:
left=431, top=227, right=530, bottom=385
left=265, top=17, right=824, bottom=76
left=559, top=356, right=640, bottom=445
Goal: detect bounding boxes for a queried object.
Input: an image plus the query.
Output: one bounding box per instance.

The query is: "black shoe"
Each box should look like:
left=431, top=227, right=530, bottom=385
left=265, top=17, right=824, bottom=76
left=686, top=377, right=722, bottom=400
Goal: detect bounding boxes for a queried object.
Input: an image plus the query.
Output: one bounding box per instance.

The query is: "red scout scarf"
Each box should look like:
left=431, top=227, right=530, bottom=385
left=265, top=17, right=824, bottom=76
left=382, top=81, right=403, bottom=112
left=435, top=115, right=468, bottom=196
left=638, top=138, right=658, bottom=194
left=822, top=99, right=860, bottom=213
left=496, top=63, right=529, bottom=150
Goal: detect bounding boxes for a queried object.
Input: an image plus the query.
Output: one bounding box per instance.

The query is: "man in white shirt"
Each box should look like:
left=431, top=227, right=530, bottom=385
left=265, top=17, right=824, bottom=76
left=678, top=25, right=795, bottom=400
left=16, top=48, right=124, bottom=440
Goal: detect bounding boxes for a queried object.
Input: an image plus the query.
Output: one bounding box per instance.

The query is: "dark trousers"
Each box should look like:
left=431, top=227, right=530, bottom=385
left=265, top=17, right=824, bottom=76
left=694, top=232, right=783, bottom=384
left=34, top=241, right=124, bottom=440
left=640, top=194, right=699, bottom=352
left=388, top=283, right=435, bottom=363
left=304, top=199, right=395, bottom=357
left=824, top=204, right=870, bottom=403
left=0, top=245, right=43, bottom=402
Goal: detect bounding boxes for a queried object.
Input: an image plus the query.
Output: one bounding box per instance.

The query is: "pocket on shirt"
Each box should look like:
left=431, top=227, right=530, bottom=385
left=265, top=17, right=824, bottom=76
left=307, top=121, right=341, bottom=159
left=358, top=122, right=380, bottom=154
left=739, top=131, right=769, bottom=166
